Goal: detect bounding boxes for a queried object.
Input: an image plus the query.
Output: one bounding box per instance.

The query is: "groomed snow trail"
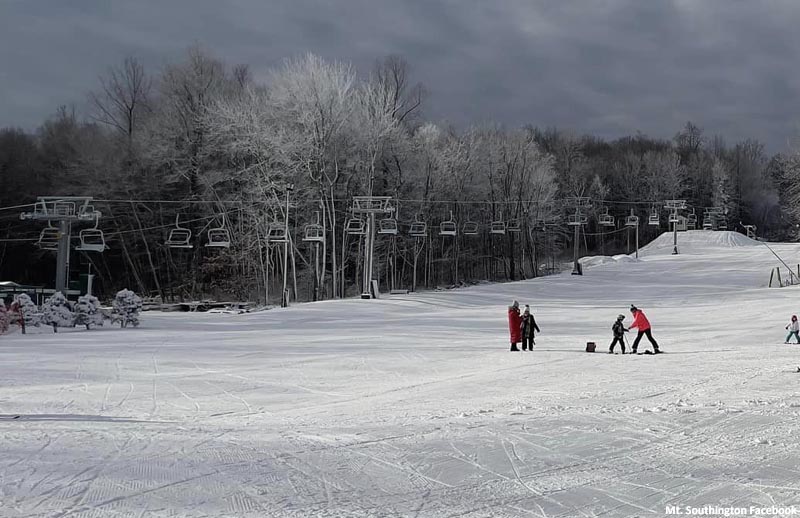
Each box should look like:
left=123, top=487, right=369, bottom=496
left=2, top=231, right=800, bottom=517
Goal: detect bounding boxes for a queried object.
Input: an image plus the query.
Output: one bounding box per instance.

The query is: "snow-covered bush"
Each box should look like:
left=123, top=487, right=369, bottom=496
left=0, top=300, right=8, bottom=333
left=42, top=292, right=74, bottom=333
left=13, top=293, right=41, bottom=331
left=112, top=289, right=142, bottom=328
left=74, top=294, right=105, bottom=330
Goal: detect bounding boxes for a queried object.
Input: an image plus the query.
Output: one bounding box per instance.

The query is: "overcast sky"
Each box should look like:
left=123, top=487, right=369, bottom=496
left=2, top=0, right=799, bottom=152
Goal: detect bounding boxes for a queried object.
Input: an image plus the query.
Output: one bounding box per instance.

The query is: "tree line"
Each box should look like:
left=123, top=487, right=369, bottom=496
left=0, top=47, right=797, bottom=303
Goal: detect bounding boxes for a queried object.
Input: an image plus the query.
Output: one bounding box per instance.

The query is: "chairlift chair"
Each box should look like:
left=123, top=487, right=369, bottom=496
left=648, top=211, right=660, bottom=226
left=302, top=224, right=324, bottom=243
left=599, top=210, right=615, bottom=226
left=668, top=213, right=680, bottom=224
left=490, top=220, right=506, bottom=235
left=568, top=213, right=587, bottom=226
left=76, top=222, right=107, bottom=252
left=37, top=225, right=60, bottom=251
left=205, top=214, right=232, bottom=248
left=625, top=214, right=639, bottom=227
left=462, top=221, right=479, bottom=235
left=506, top=219, right=521, bottom=233
left=345, top=216, right=366, bottom=235
left=378, top=218, right=398, bottom=235
left=166, top=215, right=193, bottom=248
left=717, top=218, right=728, bottom=231
left=702, top=217, right=713, bottom=230
left=439, top=211, right=457, bottom=236
left=409, top=216, right=427, bottom=238
left=267, top=222, right=289, bottom=242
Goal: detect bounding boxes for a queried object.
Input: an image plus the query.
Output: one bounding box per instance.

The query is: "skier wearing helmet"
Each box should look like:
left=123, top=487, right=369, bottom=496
left=629, top=305, right=661, bottom=354
left=785, top=315, right=800, bottom=344
left=609, top=314, right=629, bottom=354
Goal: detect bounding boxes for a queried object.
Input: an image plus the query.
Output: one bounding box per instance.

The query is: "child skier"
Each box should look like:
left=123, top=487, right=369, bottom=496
left=629, top=305, right=661, bottom=354
left=609, top=314, right=628, bottom=354
left=785, top=315, right=800, bottom=344
left=520, top=305, right=540, bottom=351
left=508, top=301, right=522, bottom=351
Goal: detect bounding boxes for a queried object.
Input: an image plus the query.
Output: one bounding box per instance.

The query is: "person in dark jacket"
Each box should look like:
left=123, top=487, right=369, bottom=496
left=508, top=301, right=522, bottom=351
left=520, top=305, right=540, bottom=351
left=609, top=314, right=628, bottom=354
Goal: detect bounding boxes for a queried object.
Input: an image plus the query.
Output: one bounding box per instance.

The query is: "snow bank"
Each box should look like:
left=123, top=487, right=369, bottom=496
left=639, top=230, right=759, bottom=256
left=579, top=253, right=639, bottom=269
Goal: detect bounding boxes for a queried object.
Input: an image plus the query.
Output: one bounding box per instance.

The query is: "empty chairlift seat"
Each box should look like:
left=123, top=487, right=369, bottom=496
left=345, top=217, right=366, bottom=235
left=648, top=212, right=660, bottom=226
left=206, top=227, right=231, bottom=248
left=568, top=213, right=587, bottom=226
left=409, top=219, right=427, bottom=238
left=625, top=214, right=639, bottom=227
left=268, top=222, right=289, bottom=242
left=490, top=221, right=506, bottom=234
left=378, top=218, right=398, bottom=235
left=599, top=213, right=615, bottom=226
left=76, top=228, right=107, bottom=252
left=462, top=221, right=479, bottom=235
left=37, top=226, right=60, bottom=250
left=506, top=219, right=521, bottom=233
left=439, top=212, right=457, bottom=236
left=302, top=224, right=324, bottom=242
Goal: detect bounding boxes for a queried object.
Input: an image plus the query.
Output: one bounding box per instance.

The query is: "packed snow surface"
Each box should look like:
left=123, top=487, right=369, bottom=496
left=2, top=231, right=800, bottom=517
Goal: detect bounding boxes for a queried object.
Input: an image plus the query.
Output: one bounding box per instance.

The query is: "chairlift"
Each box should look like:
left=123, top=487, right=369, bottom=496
left=166, top=215, right=193, bottom=248
left=648, top=211, right=660, bottom=226
left=507, top=219, right=521, bottom=233
left=668, top=213, right=680, bottom=224
left=378, top=217, right=398, bottom=235
left=463, top=220, right=479, bottom=235
left=267, top=222, right=288, bottom=242
left=625, top=211, right=639, bottom=227
left=439, top=211, right=457, bottom=236
left=702, top=217, right=713, bottom=230
left=409, top=215, right=427, bottom=238
left=717, top=218, right=728, bottom=231
left=345, top=216, right=366, bottom=235
left=76, top=212, right=107, bottom=252
left=37, top=224, right=60, bottom=251
left=568, top=213, right=587, bottom=226
left=205, top=214, right=231, bottom=248
left=303, top=224, right=324, bottom=242
left=599, top=207, right=615, bottom=226
left=490, top=220, right=506, bottom=235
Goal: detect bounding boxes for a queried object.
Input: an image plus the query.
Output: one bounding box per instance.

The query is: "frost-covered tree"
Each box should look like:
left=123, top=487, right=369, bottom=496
left=112, top=289, right=142, bottom=328
left=13, top=293, right=41, bottom=332
left=42, top=292, right=74, bottom=333
left=74, top=295, right=105, bottom=330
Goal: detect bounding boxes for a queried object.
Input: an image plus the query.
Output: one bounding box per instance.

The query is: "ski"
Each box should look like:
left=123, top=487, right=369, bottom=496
left=0, top=415, right=21, bottom=420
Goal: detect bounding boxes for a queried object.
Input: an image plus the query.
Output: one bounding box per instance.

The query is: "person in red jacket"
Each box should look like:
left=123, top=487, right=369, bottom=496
left=508, top=300, right=522, bottom=351
left=629, top=305, right=660, bottom=354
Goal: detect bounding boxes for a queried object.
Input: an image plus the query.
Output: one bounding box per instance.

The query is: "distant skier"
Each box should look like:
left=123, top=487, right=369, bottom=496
left=609, top=314, right=629, bottom=354
left=785, top=315, right=800, bottom=344
left=629, top=305, right=660, bottom=354
left=520, top=305, right=540, bottom=351
left=508, top=301, right=522, bottom=351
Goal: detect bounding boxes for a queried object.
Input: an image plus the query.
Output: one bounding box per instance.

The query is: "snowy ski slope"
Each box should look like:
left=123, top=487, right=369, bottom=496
left=2, top=231, right=800, bottom=517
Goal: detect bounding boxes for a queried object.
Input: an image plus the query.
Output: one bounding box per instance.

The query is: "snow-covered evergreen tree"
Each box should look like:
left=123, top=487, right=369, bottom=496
left=112, top=289, right=142, bottom=328
left=14, top=293, right=41, bottom=331
left=74, top=294, right=105, bottom=330
left=0, top=300, right=8, bottom=333
left=42, top=292, right=75, bottom=333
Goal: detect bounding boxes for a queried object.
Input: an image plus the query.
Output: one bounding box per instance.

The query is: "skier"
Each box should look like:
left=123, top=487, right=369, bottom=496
left=609, top=314, right=629, bottom=354
left=520, top=305, right=540, bottom=351
left=508, top=300, right=522, bottom=351
left=629, top=305, right=660, bottom=354
left=785, top=315, right=800, bottom=344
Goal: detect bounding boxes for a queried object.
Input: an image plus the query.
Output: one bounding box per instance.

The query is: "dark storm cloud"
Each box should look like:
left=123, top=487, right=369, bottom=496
left=2, top=0, right=799, bottom=151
